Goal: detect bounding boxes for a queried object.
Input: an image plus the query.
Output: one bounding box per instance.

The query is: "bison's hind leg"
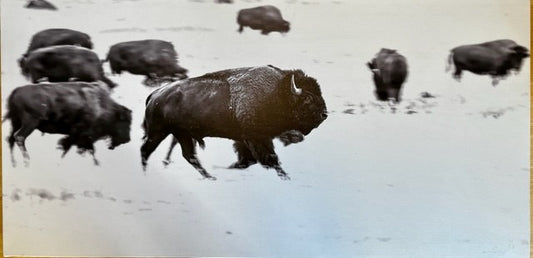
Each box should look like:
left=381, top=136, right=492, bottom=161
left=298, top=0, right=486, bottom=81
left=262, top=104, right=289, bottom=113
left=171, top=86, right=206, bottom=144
left=6, top=118, right=21, bottom=167
left=13, top=116, right=39, bottom=167
left=491, top=76, right=501, bottom=87
left=163, top=137, right=179, bottom=166
left=238, top=24, right=244, bottom=33
left=245, top=139, right=290, bottom=180
left=229, top=141, right=258, bottom=169
left=452, top=68, right=462, bottom=82
left=58, top=136, right=74, bottom=157
left=174, top=134, right=216, bottom=180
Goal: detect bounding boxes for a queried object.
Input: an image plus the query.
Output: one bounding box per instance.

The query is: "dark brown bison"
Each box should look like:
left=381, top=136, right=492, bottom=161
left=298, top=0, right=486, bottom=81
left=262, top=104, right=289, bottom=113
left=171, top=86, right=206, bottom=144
left=19, top=45, right=117, bottom=88
left=237, top=5, right=290, bottom=35
left=103, top=40, right=188, bottom=86
left=4, top=82, right=132, bottom=166
left=23, top=28, right=93, bottom=53
left=25, top=0, right=57, bottom=10
left=446, top=39, right=529, bottom=85
left=141, top=65, right=327, bottom=180
left=367, top=48, right=408, bottom=103
left=18, top=28, right=93, bottom=73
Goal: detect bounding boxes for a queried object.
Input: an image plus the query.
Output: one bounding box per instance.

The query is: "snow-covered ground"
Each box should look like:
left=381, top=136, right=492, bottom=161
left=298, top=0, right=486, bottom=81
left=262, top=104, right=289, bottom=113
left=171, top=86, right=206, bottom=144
left=1, top=0, right=530, bottom=257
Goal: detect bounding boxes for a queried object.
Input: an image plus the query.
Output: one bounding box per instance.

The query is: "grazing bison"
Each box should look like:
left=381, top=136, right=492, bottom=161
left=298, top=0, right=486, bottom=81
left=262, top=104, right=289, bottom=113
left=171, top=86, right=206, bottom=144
left=19, top=45, right=117, bottom=88
left=237, top=5, right=290, bottom=35
left=104, top=40, right=188, bottom=86
left=446, top=39, right=529, bottom=85
left=141, top=65, right=328, bottom=180
left=25, top=0, right=57, bottom=10
left=4, top=82, right=132, bottom=166
left=367, top=48, right=408, bottom=103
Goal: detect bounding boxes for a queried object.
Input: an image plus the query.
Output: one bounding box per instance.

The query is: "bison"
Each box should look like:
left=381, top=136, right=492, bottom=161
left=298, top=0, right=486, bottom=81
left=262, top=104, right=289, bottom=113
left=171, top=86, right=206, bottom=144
left=237, top=5, right=290, bottom=35
left=4, top=82, right=132, bottom=166
left=141, top=65, right=328, bottom=180
left=18, top=28, right=93, bottom=73
left=446, top=39, right=529, bottom=86
left=19, top=45, right=117, bottom=89
left=367, top=48, right=408, bottom=103
left=23, top=28, right=93, bottom=53
left=25, top=0, right=57, bottom=10
left=103, top=40, right=188, bottom=86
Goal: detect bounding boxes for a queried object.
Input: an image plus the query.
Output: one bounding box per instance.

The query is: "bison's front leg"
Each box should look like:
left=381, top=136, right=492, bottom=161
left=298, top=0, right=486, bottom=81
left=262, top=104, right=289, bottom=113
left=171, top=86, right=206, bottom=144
left=245, top=139, right=290, bottom=180
left=175, top=134, right=216, bottom=180
left=140, top=133, right=168, bottom=171
left=58, top=136, right=74, bottom=157
left=229, top=141, right=257, bottom=169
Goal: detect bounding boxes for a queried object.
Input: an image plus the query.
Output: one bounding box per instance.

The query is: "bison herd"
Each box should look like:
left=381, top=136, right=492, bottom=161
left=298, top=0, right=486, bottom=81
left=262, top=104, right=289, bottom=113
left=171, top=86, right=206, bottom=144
left=5, top=4, right=530, bottom=180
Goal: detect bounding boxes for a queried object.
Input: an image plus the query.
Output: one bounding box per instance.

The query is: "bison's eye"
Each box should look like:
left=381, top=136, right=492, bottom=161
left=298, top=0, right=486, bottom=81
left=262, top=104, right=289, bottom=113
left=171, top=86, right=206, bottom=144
left=303, top=95, right=313, bottom=104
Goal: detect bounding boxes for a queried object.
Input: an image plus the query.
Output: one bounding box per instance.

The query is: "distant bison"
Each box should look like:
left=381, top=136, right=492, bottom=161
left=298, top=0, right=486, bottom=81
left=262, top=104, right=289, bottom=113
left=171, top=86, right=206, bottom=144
left=367, top=48, right=408, bottom=103
left=141, top=65, right=327, bottom=180
left=237, top=5, right=290, bottom=35
left=19, top=28, right=93, bottom=73
left=19, top=45, right=117, bottom=88
left=23, top=28, right=93, bottom=54
left=4, top=82, right=132, bottom=166
left=25, top=0, right=57, bottom=10
left=446, top=39, right=529, bottom=85
left=104, top=40, right=188, bottom=86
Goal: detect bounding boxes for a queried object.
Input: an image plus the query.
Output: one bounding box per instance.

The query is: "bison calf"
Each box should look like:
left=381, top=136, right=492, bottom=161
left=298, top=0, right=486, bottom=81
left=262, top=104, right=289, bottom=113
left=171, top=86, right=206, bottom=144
left=4, top=82, right=132, bottom=166
left=141, top=65, right=327, bottom=180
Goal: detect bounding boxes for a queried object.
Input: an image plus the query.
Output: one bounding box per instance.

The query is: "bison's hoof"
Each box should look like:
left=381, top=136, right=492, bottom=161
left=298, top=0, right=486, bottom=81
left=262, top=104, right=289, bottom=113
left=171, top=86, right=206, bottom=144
left=162, top=159, right=171, bottom=166
left=203, top=176, right=217, bottom=181
left=279, top=174, right=291, bottom=180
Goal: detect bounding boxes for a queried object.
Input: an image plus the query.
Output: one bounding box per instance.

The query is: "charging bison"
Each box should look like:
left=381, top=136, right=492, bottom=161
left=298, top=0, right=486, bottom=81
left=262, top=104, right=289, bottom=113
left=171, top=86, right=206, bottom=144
left=141, top=65, right=328, bottom=180
left=18, top=45, right=117, bottom=88
left=104, top=39, right=188, bottom=86
left=4, top=82, right=132, bottom=167
left=446, top=39, right=529, bottom=85
left=237, top=5, right=290, bottom=35
left=367, top=48, right=408, bottom=103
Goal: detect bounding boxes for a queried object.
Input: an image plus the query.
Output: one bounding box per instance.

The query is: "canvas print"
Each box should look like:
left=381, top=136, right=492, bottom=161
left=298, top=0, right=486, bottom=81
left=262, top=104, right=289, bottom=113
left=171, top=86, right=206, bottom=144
left=1, top=0, right=530, bottom=257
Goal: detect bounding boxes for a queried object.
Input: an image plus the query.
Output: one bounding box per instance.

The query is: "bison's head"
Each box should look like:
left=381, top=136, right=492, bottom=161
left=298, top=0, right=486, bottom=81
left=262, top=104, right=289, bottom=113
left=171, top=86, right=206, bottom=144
left=18, top=54, right=30, bottom=78
left=278, top=20, right=290, bottom=33
left=174, top=65, right=189, bottom=80
left=108, top=105, right=132, bottom=149
left=285, top=71, right=327, bottom=135
left=507, top=45, right=530, bottom=72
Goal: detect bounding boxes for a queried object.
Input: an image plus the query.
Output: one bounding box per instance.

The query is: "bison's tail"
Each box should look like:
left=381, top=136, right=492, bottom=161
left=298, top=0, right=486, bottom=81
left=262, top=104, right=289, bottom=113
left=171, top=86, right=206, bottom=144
left=101, top=53, right=109, bottom=64
left=445, top=52, right=454, bottom=72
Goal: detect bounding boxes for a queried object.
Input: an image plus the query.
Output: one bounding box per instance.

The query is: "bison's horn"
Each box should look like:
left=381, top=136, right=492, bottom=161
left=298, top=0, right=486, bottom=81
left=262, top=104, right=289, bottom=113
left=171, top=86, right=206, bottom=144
left=291, top=74, right=302, bottom=95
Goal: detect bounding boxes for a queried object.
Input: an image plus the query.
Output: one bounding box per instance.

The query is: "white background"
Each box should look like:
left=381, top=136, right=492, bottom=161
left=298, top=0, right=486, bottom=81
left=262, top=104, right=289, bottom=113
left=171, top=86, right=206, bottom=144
left=1, top=0, right=530, bottom=257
